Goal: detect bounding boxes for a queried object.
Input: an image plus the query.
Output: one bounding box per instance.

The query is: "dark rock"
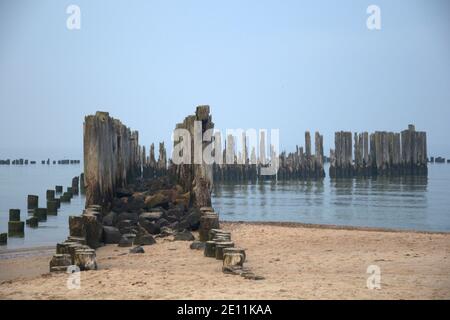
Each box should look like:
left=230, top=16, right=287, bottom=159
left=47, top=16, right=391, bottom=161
left=181, top=208, right=201, bottom=230
left=139, top=211, right=164, bottom=221
left=130, top=246, right=145, bottom=254
left=115, top=188, right=133, bottom=198
left=190, top=241, right=205, bottom=250
left=117, top=212, right=138, bottom=223
left=138, top=220, right=160, bottom=235
left=118, top=234, right=135, bottom=247
left=102, top=212, right=118, bottom=226
left=134, top=226, right=156, bottom=245
left=103, top=226, right=121, bottom=244
left=156, top=218, right=169, bottom=228
left=144, top=192, right=169, bottom=209
left=174, top=230, right=195, bottom=241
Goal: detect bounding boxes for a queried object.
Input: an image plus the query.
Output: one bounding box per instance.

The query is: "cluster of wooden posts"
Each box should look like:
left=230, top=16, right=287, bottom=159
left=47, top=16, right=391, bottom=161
left=0, top=175, right=84, bottom=245
left=49, top=204, right=101, bottom=272
left=199, top=207, right=262, bottom=280
left=330, top=125, right=428, bottom=178
left=83, top=112, right=141, bottom=209
left=142, top=142, right=168, bottom=179
left=212, top=131, right=325, bottom=182
left=0, top=159, right=80, bottom=165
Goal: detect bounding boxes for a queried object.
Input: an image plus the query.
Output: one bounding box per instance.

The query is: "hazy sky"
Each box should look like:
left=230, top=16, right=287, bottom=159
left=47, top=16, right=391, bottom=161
left=0, top=0, right=449, bottom=160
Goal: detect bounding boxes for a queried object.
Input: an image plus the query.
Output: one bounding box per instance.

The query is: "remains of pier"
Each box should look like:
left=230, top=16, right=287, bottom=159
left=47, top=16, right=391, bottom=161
left=330, top=125, right=427, bottom=178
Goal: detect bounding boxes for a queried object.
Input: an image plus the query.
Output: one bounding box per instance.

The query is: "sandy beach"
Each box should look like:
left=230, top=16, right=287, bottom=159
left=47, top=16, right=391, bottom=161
left=0, top=222, right=449, bottom=300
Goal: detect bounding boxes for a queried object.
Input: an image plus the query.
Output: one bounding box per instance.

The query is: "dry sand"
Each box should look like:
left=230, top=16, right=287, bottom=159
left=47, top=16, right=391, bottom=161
left=0, top=222, right=449, bottom=300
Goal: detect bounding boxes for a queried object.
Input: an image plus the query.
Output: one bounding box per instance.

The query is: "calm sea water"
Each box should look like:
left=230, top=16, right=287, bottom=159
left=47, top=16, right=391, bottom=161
left=213, top=163, right=450, bottom=232
left=0, top=164, right=85, bottom=250
left=1, top=163, right=449, bottom=250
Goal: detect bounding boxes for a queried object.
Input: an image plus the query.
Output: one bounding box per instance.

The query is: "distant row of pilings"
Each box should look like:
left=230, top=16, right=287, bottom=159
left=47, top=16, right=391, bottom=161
left=0, top=174, right=85, bottom=245
left=330, top=125, right=428, bottom=178
left=0, top=159, right=81, bottom=165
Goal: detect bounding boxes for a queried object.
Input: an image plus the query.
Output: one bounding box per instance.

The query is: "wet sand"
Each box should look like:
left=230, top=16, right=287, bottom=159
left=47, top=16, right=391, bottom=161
left=0, top=222, right=449, bottom=299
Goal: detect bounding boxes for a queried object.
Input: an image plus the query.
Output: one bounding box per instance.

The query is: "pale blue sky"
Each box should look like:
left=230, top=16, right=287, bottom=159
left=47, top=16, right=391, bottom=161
left=0, top=0, right=449, bottom=159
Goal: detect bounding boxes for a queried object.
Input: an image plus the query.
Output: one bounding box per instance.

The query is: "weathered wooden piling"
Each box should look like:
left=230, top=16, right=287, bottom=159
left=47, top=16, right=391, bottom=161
left=74, top=249, right=97, bottom=271
left=9, top=209, right=20, bottom=222
left=199, top=213, right=220, bottom=242
left=215, top=241, right=235, bottom=260
left=33, top=208, right=47, bottom=222
left=8, top=221, right=24, bottom=237
left=84, top=111, right=141, bottom=208
left=47, top=200, right=58, bottom=215
left=173, top=105, right=215, bottom=208
left=46, top=190, right=55, bottom=201
left=0, top=233, right=7, bottom=245
left=55, top=186, right=63, bottom=194
left=80, top=173, right=85, bottom=194
left=72, top=176, right=79, bottom=195
left=27, top=195, right=38, bottom=210
left=49, top=254, right=72, bottom=272
left=223, top=252, right=245, bottom=268
left=26, top=217, right=39, bottom=228
left=330, top=125, right=427, bottom=178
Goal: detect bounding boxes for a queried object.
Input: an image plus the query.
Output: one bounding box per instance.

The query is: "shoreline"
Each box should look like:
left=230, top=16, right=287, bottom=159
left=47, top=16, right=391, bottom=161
left=1, top=220, right=448, bottom=257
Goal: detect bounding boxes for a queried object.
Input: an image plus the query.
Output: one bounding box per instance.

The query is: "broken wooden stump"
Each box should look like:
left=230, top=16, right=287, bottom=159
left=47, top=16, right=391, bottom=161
left=55, top=185, right=63, bottom=194
left=223, top=247, right=246, bottom=262
left=223, top=252, right=245, bottom=268
left=33, top=208, right=47, bottom=222
left=204, top=241, right=217, bottom=257
left=46, top=190, right=55, bottom=201
left=27, top=195, right=38, bottom=210
left=208, top=229, right=231, bottom=241
left=74, top=248, right=97, bottom=271
left=215, top=241, right=234, bottom=260
left=47, top=200, right=58, bottom=215
left=199, top=213, right=219, bottom=242
left=0, top=233, right=7, bottom=245
left=9, top=209, right=20, bottom=222
left=49, top=254, right=72, bottom=272
left=8, top=221, right=24, bottom=237
left=26, top=217, right=39, bottom=228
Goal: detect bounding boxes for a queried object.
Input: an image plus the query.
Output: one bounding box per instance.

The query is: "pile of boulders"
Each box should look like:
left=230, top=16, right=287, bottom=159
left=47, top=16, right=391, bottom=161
left=50, top=177, right=203, bottom=272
